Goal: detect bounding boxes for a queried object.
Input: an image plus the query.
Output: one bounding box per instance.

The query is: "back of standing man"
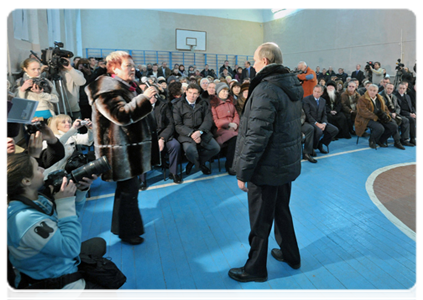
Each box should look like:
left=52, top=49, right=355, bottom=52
left=229, top=42, right=303, bottom=282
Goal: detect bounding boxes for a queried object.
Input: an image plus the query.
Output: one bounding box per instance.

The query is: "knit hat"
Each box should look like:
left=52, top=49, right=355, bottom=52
left=241, top=82, right=250, bottom=93
left=215, top=82, right=229, bottom=95
left=326, top=80, right=336, bottom=89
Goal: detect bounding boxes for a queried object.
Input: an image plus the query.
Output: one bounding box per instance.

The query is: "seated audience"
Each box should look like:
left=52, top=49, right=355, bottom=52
left=173, top=83, right=220, bottom=175
left=209, top=82, right=239, bottom=175
left=302, top=85, right=339, bottom=154
left=15, top=58, right=59, bottom=120
left=355, top=84, right=405, bottom=149
left=201, top=81, right=216, bottom=103
left=301, top=108, right=317, bottom=163
left=234, top=67, right=243, bottom=82
left=168, top=81, right=183, bottom=105
left=380, top=83, right=413, bottom=146
left=230, top=81, right=242, bottom=103
left=235, top=82, right=249, bottom=117
left=322, top=81, right=351, bottom=139
left=394, top=82, right=416, bottom=145
left=199, top=78, right=209, bottom=93
left=340, top=81, right=360, bottom=135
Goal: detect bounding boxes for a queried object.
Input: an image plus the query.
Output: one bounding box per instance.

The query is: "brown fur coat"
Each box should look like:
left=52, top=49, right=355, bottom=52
left=85, top=75, right=159, bottom=182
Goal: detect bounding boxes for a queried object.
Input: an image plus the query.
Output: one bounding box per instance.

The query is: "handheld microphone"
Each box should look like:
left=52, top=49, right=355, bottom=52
left=141, top=77, right=160, bottom=100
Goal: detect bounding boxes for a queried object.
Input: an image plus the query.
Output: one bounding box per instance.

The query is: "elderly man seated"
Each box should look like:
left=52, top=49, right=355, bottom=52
left=355, top=84, right=405, bottom=150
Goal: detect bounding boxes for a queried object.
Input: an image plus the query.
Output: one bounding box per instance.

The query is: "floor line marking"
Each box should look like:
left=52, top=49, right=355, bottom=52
left=365, top=162, right=416, bottom=241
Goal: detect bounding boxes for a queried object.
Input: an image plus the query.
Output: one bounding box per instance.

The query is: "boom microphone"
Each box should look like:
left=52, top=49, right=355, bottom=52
left=141, top=77, right=160, bottom=100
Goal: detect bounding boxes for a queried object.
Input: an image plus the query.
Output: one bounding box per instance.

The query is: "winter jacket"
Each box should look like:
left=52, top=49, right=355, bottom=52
left=85, top=75, right=159, bottom=182
left=209, top=95, right=239, bottom=145
left=7, top=191, right=88, bottom=288
left=233, top=64, right=303, bottom=186
left=173, top=95, right=214, bottom=144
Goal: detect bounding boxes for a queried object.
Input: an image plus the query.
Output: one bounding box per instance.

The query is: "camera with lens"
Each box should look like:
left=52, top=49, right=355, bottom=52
left=376, top=110, right=391, bottom=124
left=41, top=41, right=74, bottom=78
left=365, top=61, right=374, bottom=73
left=44, top=156, right=111, bottom=194
left=25, top=120, right=46, bottom=135
left=395, top=58, right=405, bottom=71
left=25, top=78, right=52, bottom=94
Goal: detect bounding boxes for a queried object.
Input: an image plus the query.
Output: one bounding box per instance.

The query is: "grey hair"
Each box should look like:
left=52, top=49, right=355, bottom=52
left=298, top=61, right=307, bottom=67
left=368, top=84, right=379, bottom=90
left=258, top=42, right=283, bottom=65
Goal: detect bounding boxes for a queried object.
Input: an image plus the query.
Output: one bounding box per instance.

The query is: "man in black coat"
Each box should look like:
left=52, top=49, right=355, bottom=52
left=229, top=42, right=303, bottom=283
left=351, top=64, right=365, bottom=86
left=139, top=87, right=183, bottom=190
left=302, top=85, right=339, bottom=153
left=394, top=82, right=416, bottom=145
left=173, top=83, right=220, bottom=175
left=241, top=61, right=256, bottom=82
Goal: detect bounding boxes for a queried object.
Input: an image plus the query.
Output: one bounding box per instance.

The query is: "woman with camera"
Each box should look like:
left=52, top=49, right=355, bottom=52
left=85, top=50, right=160, bottom=245
left=15, top=58, right=59, bottom=120
left=42, top=115, right=93, bottom=178
left=7, top=152, right=107, bottom=289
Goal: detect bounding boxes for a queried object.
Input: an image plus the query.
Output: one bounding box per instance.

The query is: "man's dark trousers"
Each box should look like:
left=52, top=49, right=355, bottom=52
left=244, top=181, right=300, bottom=276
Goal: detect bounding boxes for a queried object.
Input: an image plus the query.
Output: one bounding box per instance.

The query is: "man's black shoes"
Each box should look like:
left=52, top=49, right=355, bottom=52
left=121, top=236, right=144, bottom=245
left=369, top=138, right=377, bottom=149
left=271, top=248, right=301, bottom=269
left=200, top=164, right=212, bottom=175
left=303, top=153, right=317, bottom=163
left=139, top=180, right=147, bottom=191
left=185, top=162, right=194, bottom=175
left=377, top=142, right=388, bottom=148
left=394, top=141, right=405, bottom=150
left=228, top=267, right=268, bottom=282
left=317, top=142, right=328, bottom=154
left=401, top=140, right=415, bottom=147
left=169, top=173, right=182, bottom=184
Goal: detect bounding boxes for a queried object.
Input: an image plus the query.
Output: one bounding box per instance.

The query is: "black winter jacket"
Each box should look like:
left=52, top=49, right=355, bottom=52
left=172, top=96, right=214, bottom=144
left=233, top=64, right=303, bottom=186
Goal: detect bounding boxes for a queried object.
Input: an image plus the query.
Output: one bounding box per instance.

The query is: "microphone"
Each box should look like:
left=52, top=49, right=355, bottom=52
left=141, top=77, right=160, bottom=100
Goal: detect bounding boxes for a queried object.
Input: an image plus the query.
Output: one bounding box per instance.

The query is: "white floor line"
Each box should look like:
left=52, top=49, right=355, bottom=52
left=365, top=162, right=416, bottom=241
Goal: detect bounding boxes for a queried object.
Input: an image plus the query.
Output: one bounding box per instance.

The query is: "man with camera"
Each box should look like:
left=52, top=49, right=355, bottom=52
left=394, top=82, right=416, bottom=146
left=369, top=62, right=385, bottom=87
left=355, top=84, right=404, bottom=150
left=59, top=58, right=86, bottom=120
left=379, top=83, right=414, bottom=147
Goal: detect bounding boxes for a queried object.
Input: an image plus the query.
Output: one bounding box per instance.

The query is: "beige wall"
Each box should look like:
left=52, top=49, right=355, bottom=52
left=80, top=9, right=263, bottom=56
left=263, top=9, right=416, bottom=76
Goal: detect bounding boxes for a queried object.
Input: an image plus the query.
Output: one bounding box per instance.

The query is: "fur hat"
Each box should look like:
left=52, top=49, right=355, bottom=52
left=241, top=82, right=250, bottom=93
left=215, top=82, right=229, bottom=95
left=326, top=80, right=337, bottom=89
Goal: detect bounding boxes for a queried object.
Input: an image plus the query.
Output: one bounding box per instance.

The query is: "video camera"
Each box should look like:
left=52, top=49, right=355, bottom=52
left=44, top=156, right=111, bottom=194
left=40, top=41, right=74, bottom=78
left=365, top=61, right=374, bottom=73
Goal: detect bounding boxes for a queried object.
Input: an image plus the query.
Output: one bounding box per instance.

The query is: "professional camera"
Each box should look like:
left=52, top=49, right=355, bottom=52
left=365, top=61, right=374, bottom=73
left=376, top=110, right=390, bottom=124
left=44, top=156, right=111, bottom=194
left=41, top=41, right=74, bottom=78
left=395, top=58, right=405, bottom=71
left=25, top=78, right=52, bottom=94
left=25, top=120, right=46, bottom=135
left=413, top=59, right=420, bottom=75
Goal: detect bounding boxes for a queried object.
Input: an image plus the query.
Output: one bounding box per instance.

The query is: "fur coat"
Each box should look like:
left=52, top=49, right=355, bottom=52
left=85, top=75, right=159, bottom=182
left=355, top=91, right=391, bottom=137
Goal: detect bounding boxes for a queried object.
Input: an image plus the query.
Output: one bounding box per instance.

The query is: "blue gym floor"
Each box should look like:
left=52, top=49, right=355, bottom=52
left=78, top=135, right=416, bottom=292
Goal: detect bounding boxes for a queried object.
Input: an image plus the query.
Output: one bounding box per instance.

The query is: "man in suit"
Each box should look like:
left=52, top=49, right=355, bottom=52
left=351, top=64, right=365, bottom=86
left=241, top=61, right=256, bottom=82
left=394, top=82, right=416, bottom=145
left=229, top=42, right=303, bottom=283
left=302, top=84, right=339, bottom=154
left=158, top=61, right=172, bottom=78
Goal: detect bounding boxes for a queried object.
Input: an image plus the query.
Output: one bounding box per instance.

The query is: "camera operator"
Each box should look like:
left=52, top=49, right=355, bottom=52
left=15, top=58, right=59, bottom=120
left=59, top=57, right=87, bottom=120
left=42, top=115, right=93, bottom=178
left=355, top=84, right=404, bottom=150
left=7, top=152, right=107, bottom=289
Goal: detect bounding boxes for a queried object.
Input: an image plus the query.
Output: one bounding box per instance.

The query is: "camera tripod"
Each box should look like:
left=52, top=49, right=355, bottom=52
left=51, top=74, right=73, bottom=118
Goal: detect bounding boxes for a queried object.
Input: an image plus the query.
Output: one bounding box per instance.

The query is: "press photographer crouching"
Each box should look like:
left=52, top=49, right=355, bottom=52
left=42, top=115, right=94, bottom=179
left=355, top=84, right=405, bottom=150
left=7, top=152, right=125, bottom=289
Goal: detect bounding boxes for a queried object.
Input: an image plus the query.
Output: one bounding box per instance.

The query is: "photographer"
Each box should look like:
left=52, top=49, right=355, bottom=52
left=355, top=84, right=404, bottom=150
left=59, top=57, right=87, bottom=120
left=42, top=115, right=93, bottom=178
left=7, top=152, right=106, bottom=289
left=369, top=62, right=385, bottom=87
left=15, top=58, right=59, bottom=120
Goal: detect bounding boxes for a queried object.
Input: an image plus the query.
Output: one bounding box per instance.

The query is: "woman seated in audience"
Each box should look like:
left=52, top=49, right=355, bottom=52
left=178, top=65, right=187, bottom=77
left=201, top=81, right=216, bottom=103
left=234, top=67, right=243, bottom=82
left=225, top=76, right=232, bottom=84
left=209, top=82, right=239, bottom=175
left=42, top=114, right=93, bottom=177
left=15, top=58, right=59, bottom=120
left=7, top=152, right=104, bottom=289
left=230, top=81, right=242, bottom=103
left=235, top=82, right=249, bottom=117
left=168, top=81, right=183, bottom=105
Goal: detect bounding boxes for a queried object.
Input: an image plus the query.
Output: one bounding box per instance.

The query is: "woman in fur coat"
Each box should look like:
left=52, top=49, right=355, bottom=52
left=85, top=51, right=160, bottom=245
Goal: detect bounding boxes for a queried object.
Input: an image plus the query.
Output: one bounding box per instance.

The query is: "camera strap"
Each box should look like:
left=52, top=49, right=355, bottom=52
left=12, top=193, right=55, bottom=216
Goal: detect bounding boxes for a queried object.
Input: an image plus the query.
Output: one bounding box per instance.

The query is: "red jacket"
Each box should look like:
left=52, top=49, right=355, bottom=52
left=209, top=95, right=239, bottom=145
left=297, top=67, right=317, bottom=97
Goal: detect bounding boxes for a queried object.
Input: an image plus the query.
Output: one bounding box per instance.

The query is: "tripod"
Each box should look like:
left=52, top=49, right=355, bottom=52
left=51, top=74, right=73, bottom=118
